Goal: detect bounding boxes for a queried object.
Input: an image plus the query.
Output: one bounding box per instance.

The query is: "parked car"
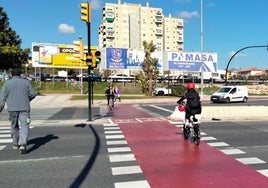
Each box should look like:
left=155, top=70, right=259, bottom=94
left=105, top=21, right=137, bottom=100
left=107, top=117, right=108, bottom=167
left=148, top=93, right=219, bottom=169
left=153, top=86, right=172, bottom=96
left=107, top=74, right=135, bottom=82
left=76, top=73, right=102, bottom=82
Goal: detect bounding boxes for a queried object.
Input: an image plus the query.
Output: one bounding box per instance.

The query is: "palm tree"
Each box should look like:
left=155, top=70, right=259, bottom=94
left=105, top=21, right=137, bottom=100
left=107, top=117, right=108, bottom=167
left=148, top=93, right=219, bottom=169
left=141, top=41, right=159, bottom=96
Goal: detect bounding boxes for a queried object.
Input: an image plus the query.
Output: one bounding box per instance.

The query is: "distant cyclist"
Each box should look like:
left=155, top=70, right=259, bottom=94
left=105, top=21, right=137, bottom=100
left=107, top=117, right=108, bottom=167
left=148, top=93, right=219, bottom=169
left=177, top=82, right=202, bottom=126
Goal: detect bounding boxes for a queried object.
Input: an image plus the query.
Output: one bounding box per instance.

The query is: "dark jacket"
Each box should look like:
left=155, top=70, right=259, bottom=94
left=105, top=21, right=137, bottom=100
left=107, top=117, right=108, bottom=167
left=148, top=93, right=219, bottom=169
left=177, top=89, right=202, bottom=115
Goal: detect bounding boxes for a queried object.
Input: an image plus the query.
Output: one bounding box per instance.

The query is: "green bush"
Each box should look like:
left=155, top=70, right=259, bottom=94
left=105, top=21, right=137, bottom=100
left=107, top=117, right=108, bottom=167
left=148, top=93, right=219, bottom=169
left=170, top=85, right=186, bottom=96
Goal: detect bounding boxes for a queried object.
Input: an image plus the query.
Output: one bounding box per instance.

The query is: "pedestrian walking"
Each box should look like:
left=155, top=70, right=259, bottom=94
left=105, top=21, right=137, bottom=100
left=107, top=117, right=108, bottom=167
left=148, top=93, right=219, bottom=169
left=114, top=86, right=121, bottom=102
left=0, top=68, right=37, bottom=154
left=105, top=85, right=115, bottom=107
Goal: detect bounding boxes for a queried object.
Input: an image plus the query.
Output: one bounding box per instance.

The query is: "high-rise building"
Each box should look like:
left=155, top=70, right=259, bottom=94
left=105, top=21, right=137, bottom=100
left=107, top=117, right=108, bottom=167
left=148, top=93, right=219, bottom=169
left=98, top=1, right=184, bottom=51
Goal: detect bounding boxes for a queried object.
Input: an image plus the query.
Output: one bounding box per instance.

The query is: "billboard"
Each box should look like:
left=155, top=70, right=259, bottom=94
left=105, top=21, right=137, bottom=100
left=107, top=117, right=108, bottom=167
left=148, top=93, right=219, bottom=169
left=105, top=48, right=163, bottom=70
left=167, top=51, right=218, bottom=72
left=32, top=42, right=97, bottom=69
left=106, top=48, right=128, bottom=69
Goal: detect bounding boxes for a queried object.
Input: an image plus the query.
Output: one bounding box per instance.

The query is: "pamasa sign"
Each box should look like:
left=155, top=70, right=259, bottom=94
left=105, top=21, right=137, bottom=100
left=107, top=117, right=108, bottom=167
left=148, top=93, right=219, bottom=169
left=168, top=51, right=218, bottom=72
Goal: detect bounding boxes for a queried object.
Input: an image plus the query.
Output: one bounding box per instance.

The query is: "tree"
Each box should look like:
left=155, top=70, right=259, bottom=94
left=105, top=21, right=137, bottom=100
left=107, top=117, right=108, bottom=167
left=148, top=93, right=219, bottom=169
left=0, top=7, right=30, bottom=71
left=140, top=41, right=159, bottom=96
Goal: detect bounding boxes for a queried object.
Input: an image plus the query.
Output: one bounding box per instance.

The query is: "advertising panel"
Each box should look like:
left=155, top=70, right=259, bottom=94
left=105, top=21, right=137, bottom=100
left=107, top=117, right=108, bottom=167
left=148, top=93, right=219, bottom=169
left=168, top=51, right=218, bottom=72
left=106, top=48, right=128, bottom=69
left=106, top=48, right=163, bottom=70
left=32, top=42, right=97, bottom=69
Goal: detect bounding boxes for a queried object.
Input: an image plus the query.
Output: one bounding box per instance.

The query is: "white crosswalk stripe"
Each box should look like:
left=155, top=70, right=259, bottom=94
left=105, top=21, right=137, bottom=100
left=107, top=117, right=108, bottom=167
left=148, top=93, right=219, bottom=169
left=0, top=126, right=34, bottom=150
left=103, top=123, right=150, bottom=187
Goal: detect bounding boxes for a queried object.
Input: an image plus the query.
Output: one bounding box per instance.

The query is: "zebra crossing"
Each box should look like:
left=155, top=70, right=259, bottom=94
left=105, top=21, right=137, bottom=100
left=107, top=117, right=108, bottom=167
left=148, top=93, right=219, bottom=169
left=103, top=123, right=151, bottom=188
left=0, top=126, right=12, bottom=150
left=0, top=126, right=34, bottom=150
left=171, top=122, right=268, bottom=178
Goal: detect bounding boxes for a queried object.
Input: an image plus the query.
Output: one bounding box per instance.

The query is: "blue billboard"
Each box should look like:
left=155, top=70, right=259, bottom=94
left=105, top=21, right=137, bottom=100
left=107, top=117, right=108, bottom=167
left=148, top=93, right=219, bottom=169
left=106, top=48, right=128, bottom=69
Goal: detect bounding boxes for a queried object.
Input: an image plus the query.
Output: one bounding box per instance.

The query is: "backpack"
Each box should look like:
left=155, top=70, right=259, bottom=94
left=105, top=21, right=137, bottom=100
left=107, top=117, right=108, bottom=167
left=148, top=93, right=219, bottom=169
left=186, top=90, right=201, bottom=110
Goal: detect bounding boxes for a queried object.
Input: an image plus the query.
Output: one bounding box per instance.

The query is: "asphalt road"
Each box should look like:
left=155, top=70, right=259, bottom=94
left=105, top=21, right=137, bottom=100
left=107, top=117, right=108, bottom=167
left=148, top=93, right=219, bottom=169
left=0, top=98, right=267, bottom=187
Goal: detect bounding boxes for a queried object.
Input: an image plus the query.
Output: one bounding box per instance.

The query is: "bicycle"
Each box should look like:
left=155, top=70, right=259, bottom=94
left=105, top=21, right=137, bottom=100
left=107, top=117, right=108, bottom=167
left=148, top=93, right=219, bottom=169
left=178, top=103, right=201, bottom=145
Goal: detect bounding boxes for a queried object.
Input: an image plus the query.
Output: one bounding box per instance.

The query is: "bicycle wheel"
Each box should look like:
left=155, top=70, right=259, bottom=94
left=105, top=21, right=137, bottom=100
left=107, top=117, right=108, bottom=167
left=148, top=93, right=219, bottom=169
left=193, top=124, right=200, bottom=145
left=183, top=125, right=190, bottom=140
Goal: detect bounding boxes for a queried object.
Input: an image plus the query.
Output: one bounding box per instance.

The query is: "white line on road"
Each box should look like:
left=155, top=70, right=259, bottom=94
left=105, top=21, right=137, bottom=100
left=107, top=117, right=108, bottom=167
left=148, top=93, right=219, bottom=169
left=258, top=169, right=268, bottom=177
left=108, top=147, right=131, bottom=153
left=106, top=140, right=128, bottom=145
left=0, top=155, right=85, bottom=164
left=112, top=165, right=142, bottom=175
left=150, top=105, right=173, bottom=113
left=0, top=134, right=11, bottom=138
left=114, top=180, right=150, bottom=188
left=109, top=154, right=136, bottom=162
left=0, top=139, right=12, bottom=143
left=105, top=135, right=125, bottom=139
left=207, top=142, right=230, bottom=147
left=236, top=157, right=266, bottom=164
left=220, top=149, right=246, bottom=155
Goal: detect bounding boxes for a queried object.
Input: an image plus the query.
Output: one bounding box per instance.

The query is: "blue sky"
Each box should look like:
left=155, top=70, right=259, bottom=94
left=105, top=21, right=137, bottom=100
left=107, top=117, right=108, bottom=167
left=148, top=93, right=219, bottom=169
left=1, top=0, right=268, bottom=70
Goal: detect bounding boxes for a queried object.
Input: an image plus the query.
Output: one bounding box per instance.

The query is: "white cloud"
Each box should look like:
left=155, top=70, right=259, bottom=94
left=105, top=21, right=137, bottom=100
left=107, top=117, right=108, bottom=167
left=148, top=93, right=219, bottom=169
left=90, top=0, right=102, bottom=10
left=58, top=24, right=75, bottom=34
left=177, top=11, right=199, bottom=20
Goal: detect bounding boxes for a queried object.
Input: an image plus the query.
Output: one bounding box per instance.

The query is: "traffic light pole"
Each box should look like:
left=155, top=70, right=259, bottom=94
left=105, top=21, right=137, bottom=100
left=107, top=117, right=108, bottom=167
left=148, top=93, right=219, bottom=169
left=87, top=22, right=92, bottom=121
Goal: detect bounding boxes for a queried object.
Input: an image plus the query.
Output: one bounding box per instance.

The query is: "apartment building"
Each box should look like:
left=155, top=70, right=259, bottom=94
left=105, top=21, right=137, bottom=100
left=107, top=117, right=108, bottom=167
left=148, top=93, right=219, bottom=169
left=98, top=0, right=184, bottom=51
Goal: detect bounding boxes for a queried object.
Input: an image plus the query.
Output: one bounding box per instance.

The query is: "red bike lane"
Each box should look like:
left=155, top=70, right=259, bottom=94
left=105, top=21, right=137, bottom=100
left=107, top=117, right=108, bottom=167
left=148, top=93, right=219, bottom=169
left=111, top=104, right=268, bottom=188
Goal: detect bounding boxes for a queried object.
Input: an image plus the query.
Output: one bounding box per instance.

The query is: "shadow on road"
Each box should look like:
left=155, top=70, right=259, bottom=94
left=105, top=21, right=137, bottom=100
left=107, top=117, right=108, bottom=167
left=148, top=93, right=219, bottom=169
left=27, top=134, right=59, bottom=153
left=69, top=123, right=100, bottom=188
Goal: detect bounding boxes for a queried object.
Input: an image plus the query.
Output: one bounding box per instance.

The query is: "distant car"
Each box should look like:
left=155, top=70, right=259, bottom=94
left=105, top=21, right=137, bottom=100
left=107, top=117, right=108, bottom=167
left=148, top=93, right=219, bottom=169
left=76, top=73, right=102, bottom=82
left=210, top=85, right=248, bottom=103
left=107, top=74, right=135, bottom=82
left=153, top=86, right=172, bottom=96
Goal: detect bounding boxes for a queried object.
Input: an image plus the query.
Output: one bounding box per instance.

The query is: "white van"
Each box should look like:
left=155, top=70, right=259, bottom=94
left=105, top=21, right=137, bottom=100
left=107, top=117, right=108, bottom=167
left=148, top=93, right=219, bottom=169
left=210, top=85, right=248, bottom=103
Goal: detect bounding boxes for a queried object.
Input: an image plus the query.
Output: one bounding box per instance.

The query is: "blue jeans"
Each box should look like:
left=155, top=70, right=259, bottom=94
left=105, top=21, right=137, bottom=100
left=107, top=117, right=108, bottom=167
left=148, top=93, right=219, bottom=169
left=9, top=111, right=30, bottom=146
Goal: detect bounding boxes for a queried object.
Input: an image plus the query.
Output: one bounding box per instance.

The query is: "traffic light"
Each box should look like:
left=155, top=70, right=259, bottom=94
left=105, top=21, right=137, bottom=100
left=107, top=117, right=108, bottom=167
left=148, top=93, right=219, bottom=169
left=92, top=50, right=101, bottom=68
left=73, top=40, right=84, bottom=60
left=80, top=3, right=90, bottom=23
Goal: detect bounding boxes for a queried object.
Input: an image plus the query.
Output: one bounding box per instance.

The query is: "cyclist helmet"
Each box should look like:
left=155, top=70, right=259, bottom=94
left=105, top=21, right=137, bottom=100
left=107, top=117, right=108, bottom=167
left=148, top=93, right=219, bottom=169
left=187, top=82, right=195, bottom=90
left=178, top=105, right=185, bottom=112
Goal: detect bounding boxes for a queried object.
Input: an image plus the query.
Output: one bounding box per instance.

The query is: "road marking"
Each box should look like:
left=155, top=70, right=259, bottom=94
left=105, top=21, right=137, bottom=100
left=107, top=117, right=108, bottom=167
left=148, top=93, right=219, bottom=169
left=0, top=134, right=11, bottom=138
left=0, top=146, right=6, bottom=150
left=236, top=157, right=266, bottom=164
left=109, top=154, right=136, bottom=162
left=258, top=169, right=268, bottom=177
left=0, top=127, right=10, bottom=129
left=106, top=140, right=128, bottom=145
left=108, top=147, right=131, bottom=153
left=135, top=118, right=143, bottom=122
left=0, top=130, right=10, bottom=133
left=150, top=105, right=173, bottom=113
left=104, top=130, right=122, bottom=134
left=103, top=123, right=118, bottom=127
left=207, top=142, right=230, bottom=147
left=201, top=136, right=217, bottom=141
left=112, top=165, right=143, bottom=175
left=104, top=127, right=120, bottom=130
left=0, top=155, right=85, bottom=164
left=220, top=148, right=245, bottom=155
left=114, top=180, right=150, bottom=188
left=105, top=135, right=125, bottom=139
left=0, top=138, right=12, bottom=143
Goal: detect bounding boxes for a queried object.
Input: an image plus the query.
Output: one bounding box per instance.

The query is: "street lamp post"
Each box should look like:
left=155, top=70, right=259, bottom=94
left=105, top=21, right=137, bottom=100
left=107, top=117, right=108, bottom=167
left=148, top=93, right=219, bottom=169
left=200, top=0, right=204, bottom=99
